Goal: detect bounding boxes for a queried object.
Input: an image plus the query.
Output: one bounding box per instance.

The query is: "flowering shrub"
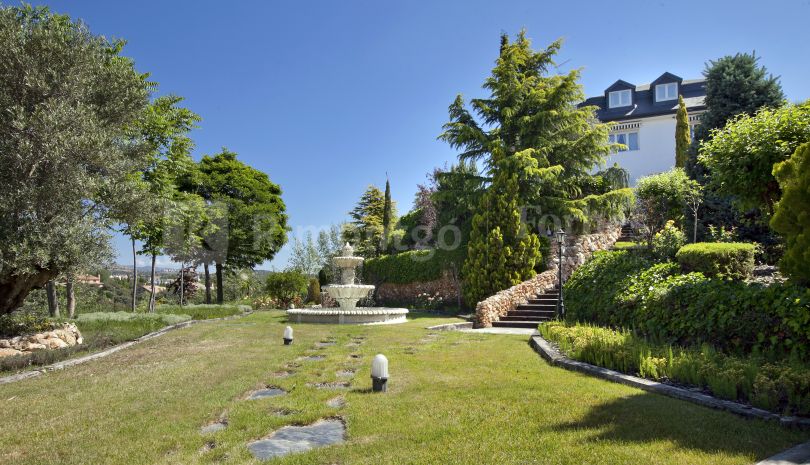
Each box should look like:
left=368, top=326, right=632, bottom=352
left=651, top=220, right=686, bottom=261
left=252, top=295, right=279, bottom=310
left=412, top=292, right=444, bottom=311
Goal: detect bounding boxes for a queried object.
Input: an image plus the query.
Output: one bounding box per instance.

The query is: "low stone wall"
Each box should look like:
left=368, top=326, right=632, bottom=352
left=373, top=270, right=460, bottom=307
left=475, top=226, right=621, bottom=328
left=0, top=323, right=83, bottom=358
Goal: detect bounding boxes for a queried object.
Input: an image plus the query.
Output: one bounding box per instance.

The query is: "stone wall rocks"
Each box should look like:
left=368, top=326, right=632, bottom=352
left=0, top=323, right=83, bottom=358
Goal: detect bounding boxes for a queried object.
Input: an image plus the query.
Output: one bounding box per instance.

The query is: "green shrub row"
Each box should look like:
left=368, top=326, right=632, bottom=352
left=77, top=311, right=191, bottom=325
left=676, top=242, right=755, bottom=279
left=540, top=322, right=810, bottom=416
left=0, top=312, right=57, bottom=338
left=564, top=250, right=810, bottom=360
left=363, top=248, right=465, bottom=284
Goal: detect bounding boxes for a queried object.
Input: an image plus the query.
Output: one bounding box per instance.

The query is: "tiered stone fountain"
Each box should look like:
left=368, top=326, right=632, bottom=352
left=286, top=243, right=408, bottom=325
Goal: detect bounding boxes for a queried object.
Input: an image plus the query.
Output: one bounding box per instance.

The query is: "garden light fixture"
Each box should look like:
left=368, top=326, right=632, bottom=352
left=283, top=326, right=293, bottom=345
left=371, top=354, right=389, bottom=392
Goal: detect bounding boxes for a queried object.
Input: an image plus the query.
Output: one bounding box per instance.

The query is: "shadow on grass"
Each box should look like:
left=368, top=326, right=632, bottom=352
left=546, top=391, right=800, bottom=460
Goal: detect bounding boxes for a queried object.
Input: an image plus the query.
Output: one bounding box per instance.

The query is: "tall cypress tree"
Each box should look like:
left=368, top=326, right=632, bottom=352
left=463, top=165, right=539, bottom=306
left=675, top=95, right=690, bottom=168
left=382, top=178, right=392, bottom=251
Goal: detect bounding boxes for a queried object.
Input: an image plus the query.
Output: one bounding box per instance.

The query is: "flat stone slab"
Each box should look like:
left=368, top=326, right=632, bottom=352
left=326, top=396, right=346, bottom=408
left=247, top=419, right=345, bottom=460
left=200, top=421, right=227, bottom=434
left=271, top=370, right=294, bottom=378
left=336, top=370, right=355, bottom=378
left=315, top=341, right=336, bottom=348
left=297, top=355, right=326, bottom=362
left=246, top=388, right=287, bottom=400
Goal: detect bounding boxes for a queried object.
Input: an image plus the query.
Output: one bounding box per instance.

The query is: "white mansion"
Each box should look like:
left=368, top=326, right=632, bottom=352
left=580, top=72, right=706, bottom=183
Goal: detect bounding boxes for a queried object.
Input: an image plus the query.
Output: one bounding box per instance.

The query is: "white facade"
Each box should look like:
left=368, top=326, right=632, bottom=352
left=604, top=112, right=702, bottom=185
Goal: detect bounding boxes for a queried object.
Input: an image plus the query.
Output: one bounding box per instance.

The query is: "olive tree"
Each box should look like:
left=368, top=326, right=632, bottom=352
left=0, top=5, right=151, bottom=314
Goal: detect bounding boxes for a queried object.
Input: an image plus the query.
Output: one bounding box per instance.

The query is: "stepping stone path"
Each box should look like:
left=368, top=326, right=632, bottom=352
left=347, top=354, right=361, bottom=360
left=200, top=421, right=227, bottom=434
left=336, top=369, right=355, bottom=378
left=271, top=370, right=294, bottom=378
left=297, top=355, right=326, bottom=362
left=326, top=396, right=346, bottom=408
left=246, top=387, right=287, bottom=400
left=247, top=419, right=346, bottom=460
left=315, top=341, right=336, bottom=348
left=308, top=381, right=350, bottom=390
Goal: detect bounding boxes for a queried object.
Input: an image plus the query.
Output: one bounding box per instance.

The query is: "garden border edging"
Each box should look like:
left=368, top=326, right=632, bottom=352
left=0, top=311, right=251, bottom=386
left=529, top=334, right=810, bottom=429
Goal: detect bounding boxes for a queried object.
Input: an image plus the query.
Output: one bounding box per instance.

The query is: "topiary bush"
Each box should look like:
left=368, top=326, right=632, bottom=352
left=771, top=142, right=810, bottom=285
left=265, top=271, right=308, bottom=308
left=675, top=242, right=755, bottom=279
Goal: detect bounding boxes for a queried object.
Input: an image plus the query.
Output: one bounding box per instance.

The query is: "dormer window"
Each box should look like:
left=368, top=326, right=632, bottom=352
left=608, top=89, right=632, bottom=108
left=655, top=82, right=678, bottom=101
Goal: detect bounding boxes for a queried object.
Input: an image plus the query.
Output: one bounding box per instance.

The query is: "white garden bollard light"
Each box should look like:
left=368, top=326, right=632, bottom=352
left=283, top=326, right=294, bottom=345
left=371, top=354, right=389, bottom=392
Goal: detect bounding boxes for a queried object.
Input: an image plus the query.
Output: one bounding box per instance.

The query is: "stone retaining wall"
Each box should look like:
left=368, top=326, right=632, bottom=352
left=474, top=226, right=621, bottom=328
left=0, top=323, right=83, bottom=358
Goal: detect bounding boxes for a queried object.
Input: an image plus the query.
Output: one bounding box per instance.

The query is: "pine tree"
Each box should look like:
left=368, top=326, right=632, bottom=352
left=675, top=95, right=690, bottom=168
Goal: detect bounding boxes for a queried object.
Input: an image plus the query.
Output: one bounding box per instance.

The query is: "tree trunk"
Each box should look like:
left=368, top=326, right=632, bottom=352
left=204, top=262, right=212, bottom=304
left=66, top=280, right=76, bottom=319
left=47, top=280, right=60, bottom=318
left=693, top=210, right=699, bottom=243
left=149, top=254, right=157, bottom=313
left=131, top=237, right=138, bottom=312
left=180, top=262, right=185, bottom=306
left=0, top=268, right=58, bottom=315
left=215, top=261, right=224, bottom=304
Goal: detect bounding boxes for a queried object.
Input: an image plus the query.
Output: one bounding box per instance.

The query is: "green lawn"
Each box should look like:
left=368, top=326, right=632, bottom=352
left=0, top=311, right=805, bottom=464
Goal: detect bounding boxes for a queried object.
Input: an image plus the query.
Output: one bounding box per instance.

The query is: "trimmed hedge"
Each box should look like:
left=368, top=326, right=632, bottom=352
left=564, top=250, right=810, bottom=361
left=676, top=242, right=755, bottom=279
left=540, top=321, right=810, bottom=416
left=363, top=248, right=465, bottom=284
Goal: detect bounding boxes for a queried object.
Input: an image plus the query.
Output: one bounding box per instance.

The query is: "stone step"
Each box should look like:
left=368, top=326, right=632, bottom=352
left=526, top=297, right=557, bottom=303
left=491, top=320, right=544, bottom=329
left=509, top=310, right=556, bottom=318
left=515, top=304, right=557, bottom=311
left=500, top=315, right=550, bottom=322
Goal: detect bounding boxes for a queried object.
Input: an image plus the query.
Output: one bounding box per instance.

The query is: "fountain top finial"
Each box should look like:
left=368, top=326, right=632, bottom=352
left=341, top=242, right=354, bottom=257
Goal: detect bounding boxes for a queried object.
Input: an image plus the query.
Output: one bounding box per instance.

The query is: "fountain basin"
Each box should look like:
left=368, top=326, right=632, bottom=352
left=286, top=308, right=408, bottom=325
left=323, top=284, right=374, bottom=309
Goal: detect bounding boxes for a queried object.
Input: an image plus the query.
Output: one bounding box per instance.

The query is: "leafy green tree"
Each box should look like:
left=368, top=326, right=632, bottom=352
left=635, top=169, right=701, bottom=246
left=289, top=231, right=322, bottom=277
left=698, top=101, right=810, bottom=217
left=675, top=96, right=690, bottom=168
left=463, top=165, right=540, bottom=305
left=0, top=5, right=151, bottom=315
left=771, top=143, right=810, bottom=284
left=188, top=149, right=288, bottom=303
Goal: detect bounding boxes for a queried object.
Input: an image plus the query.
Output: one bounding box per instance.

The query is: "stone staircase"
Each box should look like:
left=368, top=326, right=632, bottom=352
left=618, top=223, right=637, bottom=242
left=491, top=287, right=560, bottom=329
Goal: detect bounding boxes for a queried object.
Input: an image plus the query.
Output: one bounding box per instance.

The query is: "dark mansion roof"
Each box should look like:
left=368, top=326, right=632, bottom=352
left=580, top=72, right=706, bottom=122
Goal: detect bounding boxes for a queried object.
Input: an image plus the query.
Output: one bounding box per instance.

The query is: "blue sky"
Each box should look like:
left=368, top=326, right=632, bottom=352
left=22, top=0, right=810, bottom=269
